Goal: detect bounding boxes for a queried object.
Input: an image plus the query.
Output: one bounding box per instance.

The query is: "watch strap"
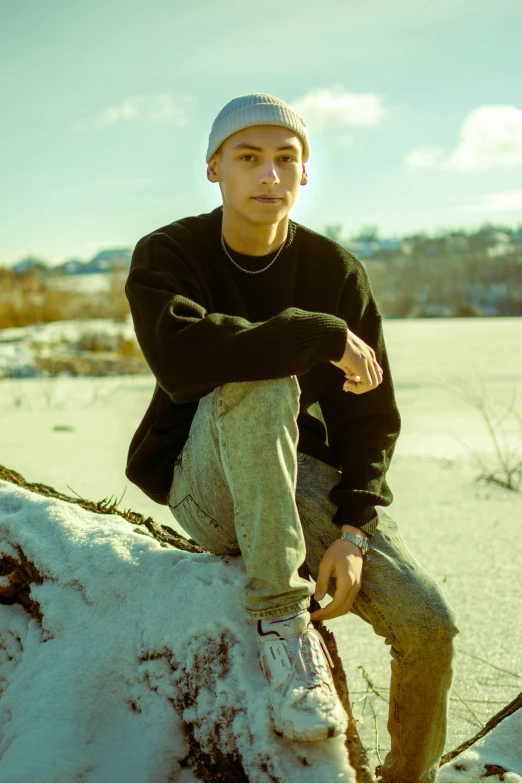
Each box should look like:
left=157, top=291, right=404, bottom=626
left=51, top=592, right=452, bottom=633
left=339, top=531, right=369, bottom=554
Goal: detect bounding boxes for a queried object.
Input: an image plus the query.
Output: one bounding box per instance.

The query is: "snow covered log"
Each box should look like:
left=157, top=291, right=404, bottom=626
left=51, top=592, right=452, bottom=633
left=0, top=463, right=373, bottom=783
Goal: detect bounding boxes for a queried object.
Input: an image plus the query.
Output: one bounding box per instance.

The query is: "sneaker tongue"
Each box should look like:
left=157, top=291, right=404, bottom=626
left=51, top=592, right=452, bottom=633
left=269, top=611, right=310, bottom=637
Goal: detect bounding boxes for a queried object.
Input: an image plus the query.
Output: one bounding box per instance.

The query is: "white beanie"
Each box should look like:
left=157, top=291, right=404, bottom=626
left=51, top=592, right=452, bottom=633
left=206, top=92, right=310, bottom=164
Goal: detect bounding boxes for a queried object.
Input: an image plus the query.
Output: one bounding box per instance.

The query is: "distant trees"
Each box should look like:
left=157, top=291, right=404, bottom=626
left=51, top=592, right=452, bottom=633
left=321, top=219, right=522, bottom=318
left=350, top=224, right=380, bottom=243
left=323, top=223, right=381, bottom=244
left=323, top=224, right=344, bottom=243
left=2, top=220, right=521, bottom=324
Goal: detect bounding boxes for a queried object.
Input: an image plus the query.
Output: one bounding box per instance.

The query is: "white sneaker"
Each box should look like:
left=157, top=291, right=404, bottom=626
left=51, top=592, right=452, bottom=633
left=256, top=609, right=349, bottom=742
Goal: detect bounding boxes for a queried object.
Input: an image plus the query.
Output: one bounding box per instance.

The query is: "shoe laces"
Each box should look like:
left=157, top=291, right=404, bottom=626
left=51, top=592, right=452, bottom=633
left=281, top=625, right=335, bottom=698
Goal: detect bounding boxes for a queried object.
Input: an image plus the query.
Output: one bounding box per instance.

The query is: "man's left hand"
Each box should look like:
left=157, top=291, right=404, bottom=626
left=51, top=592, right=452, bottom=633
left=309, top=529, right=366, bottom=622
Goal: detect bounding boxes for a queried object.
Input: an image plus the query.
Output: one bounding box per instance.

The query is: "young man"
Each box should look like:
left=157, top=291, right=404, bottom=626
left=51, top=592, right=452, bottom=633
left=125, top=93, right=460, bottom=781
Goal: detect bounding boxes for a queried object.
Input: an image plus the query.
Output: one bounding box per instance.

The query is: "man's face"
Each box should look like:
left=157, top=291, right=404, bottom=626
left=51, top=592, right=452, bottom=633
left=207, top=124, right=307, bottom=220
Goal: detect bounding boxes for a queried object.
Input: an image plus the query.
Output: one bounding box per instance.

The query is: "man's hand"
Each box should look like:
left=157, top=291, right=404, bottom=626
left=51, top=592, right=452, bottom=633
left=309, top=525, right=367, bottom=622
left=330, top=326, right=383, bottom=394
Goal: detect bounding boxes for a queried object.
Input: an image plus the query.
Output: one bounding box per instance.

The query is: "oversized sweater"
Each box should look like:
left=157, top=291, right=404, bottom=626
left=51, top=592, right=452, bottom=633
left=124, top=204, right=401, bottom=537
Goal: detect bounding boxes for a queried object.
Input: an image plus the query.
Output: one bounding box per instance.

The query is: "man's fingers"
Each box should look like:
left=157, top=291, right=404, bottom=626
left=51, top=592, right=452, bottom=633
left=369, top=360, right=379, bottom=388
left=313, top=558, right=333, bottom=601
left=344, top=359, right=383, bottom=393
left=310, top=582, right=359, bottom=621
left=311, top=576, right=358, bottom=621
left=311, top=595, right=356, bottom=621
left=365, top=355, right=383, bottom=388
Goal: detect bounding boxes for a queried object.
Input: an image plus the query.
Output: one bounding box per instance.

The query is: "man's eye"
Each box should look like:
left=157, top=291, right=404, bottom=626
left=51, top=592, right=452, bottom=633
left=240, top=155, right=294, bottom=162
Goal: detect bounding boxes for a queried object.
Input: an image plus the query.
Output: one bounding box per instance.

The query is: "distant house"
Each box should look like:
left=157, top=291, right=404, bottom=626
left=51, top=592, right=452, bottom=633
left=57, top=259, right=85, bottom=275
left=12, top=258, right=49, bottom=275
left=53, top=249, right=132, bottom=276
left=87, top=249, right=132, bottom=273
left=342, top=238, right=405, bottom=258
left=487, top=232, right=515, bottom=258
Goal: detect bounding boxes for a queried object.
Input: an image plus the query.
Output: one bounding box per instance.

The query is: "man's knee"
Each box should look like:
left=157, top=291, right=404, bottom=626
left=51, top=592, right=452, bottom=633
left=216, top=376, right=299, bottom=411
left=415, top=600, right=461, bottom=648
left=433, top=607, right=460, bottom=640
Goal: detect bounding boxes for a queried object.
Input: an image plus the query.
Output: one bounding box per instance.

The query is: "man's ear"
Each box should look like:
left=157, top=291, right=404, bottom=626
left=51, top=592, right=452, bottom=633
left=207, top=158, right=219, bottom=183
left=207, top=148, right=222, bottom=183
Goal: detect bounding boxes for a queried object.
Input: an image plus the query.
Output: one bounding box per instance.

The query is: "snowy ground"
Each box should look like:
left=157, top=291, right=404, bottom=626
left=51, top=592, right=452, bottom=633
left=47, top=272, right=112, bottom=294
left=1, top=316, right=521, bottom=778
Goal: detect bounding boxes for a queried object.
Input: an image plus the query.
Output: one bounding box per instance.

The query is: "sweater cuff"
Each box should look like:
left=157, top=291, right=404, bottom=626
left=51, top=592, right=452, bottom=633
left=331, top=502, right=380, bottom=538
left=293, top=311, right=347, bottom=370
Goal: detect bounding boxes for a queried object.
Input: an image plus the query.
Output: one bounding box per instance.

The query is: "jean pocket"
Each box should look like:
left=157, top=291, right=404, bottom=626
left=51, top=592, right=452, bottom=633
left=168, top=494, right=239, bottom=555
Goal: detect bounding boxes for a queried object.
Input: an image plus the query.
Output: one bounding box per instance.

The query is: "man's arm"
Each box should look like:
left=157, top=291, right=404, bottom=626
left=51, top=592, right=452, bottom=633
left=319, top=265, right=401, bottom=537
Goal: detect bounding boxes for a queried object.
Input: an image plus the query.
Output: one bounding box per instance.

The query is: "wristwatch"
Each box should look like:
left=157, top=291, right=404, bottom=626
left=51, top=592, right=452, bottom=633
left=339, top=531, right=369, bottom=556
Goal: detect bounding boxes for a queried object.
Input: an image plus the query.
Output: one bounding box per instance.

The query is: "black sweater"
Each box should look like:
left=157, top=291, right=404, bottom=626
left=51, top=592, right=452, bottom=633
left=124, top=204, right=401, bottom=537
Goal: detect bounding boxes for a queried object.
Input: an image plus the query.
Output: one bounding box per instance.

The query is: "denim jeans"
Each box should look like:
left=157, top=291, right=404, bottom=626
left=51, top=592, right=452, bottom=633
left=167, top=376, right=460, bottom=783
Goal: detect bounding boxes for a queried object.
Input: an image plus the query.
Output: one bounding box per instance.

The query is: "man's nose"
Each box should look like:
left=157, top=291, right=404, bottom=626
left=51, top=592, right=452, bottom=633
left=260, top=166, right=280, bottom=181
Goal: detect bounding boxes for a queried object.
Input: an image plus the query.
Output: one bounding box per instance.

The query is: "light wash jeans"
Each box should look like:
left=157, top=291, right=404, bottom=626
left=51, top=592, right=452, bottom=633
left=167, top=376, right=460, bottom=783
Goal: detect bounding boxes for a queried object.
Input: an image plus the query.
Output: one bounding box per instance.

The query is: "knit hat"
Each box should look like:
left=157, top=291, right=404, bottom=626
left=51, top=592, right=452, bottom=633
left=206, top=93, right=310, bottom=164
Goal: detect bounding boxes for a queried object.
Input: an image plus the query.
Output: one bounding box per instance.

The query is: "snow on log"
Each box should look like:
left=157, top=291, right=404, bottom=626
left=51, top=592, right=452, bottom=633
left=0, top=464, right=374, bottom=783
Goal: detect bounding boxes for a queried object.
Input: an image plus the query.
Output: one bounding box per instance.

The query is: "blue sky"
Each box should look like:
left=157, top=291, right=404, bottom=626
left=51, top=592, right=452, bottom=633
left=1, top=0, right=521, bottom=267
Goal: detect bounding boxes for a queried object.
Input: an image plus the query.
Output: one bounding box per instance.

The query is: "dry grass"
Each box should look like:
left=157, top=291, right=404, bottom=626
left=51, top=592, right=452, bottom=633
left=0, top=268, right=130, bottom=329
left=446, top=376, right=522, bottom=492
left=72, top=331, right=144, bottom=357
left=32, top=354, right=149, bottom=377
left=28, top=330, right=149, bottom=377
left=115, top=334, right=144, bottom=358
left=0, top=267, right=151, bottom=377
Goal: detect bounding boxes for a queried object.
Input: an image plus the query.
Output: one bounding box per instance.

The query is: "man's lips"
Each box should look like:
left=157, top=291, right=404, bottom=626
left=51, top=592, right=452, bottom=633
left=253, top=196, right=282, bottom=202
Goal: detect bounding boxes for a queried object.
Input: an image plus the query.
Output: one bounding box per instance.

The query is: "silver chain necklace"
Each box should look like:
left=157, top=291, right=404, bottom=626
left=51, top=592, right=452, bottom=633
left=221, top=229, right=286, bottom=275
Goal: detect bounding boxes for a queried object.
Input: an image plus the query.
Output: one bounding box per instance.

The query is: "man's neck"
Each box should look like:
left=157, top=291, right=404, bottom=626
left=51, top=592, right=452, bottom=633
left=221, top=206, right=289, bottom=257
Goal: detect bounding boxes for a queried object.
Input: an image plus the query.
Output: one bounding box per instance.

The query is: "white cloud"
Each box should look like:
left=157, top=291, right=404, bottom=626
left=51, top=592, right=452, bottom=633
left=404, top=146, right=446, bottom=168
left=459, top=189, right=522, bottom=213
left=72, top=94, right=197, bottom=132
left=289, top=84, right=388, bottom=133
left=405, top=105, right=522, bottom=171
